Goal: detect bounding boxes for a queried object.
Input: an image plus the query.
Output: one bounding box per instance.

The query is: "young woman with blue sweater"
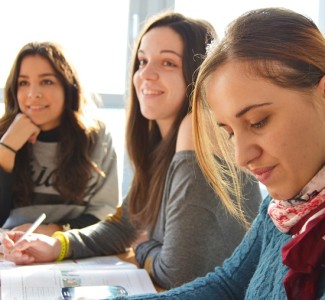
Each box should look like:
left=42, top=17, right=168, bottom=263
left=122, top=7, right=325, bottom=300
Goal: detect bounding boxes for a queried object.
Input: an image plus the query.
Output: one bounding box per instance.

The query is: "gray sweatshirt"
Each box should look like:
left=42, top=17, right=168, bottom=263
left=1, top=121, right=119, bottom=229
left=66, top=151, right=262, bottom=289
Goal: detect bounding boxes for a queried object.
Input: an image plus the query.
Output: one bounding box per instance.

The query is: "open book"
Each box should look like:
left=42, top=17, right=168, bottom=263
left=0, top=255, right=157, bottom=300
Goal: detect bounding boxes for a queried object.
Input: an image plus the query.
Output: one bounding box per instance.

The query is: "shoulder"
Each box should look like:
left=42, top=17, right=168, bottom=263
left=176, top=114, right=194, bottom=152
left=93, top=119, right=107, bottom=134
left=89, top=119, right=113, bottom=142
left=89, top=120, right=115, bottom=156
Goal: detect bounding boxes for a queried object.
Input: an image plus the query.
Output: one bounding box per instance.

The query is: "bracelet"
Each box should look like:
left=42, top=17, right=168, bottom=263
left=0, top=141, right=17, bottom=154
left=52, top=231, right=70, bottom=262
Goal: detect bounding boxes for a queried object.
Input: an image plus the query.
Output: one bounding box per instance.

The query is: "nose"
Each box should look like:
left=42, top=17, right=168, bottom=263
left=28, top=86, right=42, bottom=99
left=233, top=133, right=261, bottom=168
left=139, top=62, right=158, bottom=81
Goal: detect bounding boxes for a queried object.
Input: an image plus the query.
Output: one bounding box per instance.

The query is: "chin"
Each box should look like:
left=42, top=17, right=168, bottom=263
left=266, top=187, right=291, bottom=201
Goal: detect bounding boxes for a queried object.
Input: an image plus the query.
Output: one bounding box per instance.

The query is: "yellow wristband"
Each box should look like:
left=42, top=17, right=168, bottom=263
left=52, top=231, right=70, bottom=262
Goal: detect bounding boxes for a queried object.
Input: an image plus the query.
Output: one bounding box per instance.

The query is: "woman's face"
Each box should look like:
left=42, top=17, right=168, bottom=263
left=207, top=61, right=325, bottom=200
left=17, top=55, right=65, bottom=131
left=133, top=26, right=186, bottom=138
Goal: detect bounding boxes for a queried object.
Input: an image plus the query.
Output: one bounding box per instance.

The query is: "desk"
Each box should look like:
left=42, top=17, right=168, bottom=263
left=116, top=250, right=137, bottom=265
left=117, top=250, right=164, bottom=292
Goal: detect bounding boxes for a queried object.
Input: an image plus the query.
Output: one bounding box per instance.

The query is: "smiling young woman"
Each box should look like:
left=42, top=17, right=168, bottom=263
left=0, top=41, right=119, bottom=236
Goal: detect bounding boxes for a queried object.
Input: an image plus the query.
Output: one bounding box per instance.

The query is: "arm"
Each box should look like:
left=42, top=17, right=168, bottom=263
left=128, top=201, right=268, bottom=300
left=0, top=114, right=40, bottom=226
left=1, top=198, right=139, bottom=264
left=134, top=115, right=261, bottom=289
left=65, top=199, right=139, bottom=258
left=135, top=151, right=260, bottom=289
left=0, top=113, right=40, bottom=172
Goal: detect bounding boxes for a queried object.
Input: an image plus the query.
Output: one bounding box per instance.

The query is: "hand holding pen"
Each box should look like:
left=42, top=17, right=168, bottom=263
left=9, top=213, right=46, bottom=254
left=0, top=213, right=63, bottom=265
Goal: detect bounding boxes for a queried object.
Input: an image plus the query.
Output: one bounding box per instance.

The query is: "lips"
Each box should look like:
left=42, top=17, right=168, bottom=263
left=250, top=166, right=275, bottom=184
left=141, top=88, right=163, bottom=95
left=141, top=86, right=163, bottom=96
left=27, top=104, right=48, bottom=111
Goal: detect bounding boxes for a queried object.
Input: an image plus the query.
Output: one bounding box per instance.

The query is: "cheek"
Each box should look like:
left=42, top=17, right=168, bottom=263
left=271, top=130, right=304, bottom=169
left=172, top=91, right=186, bottom=115
left=133, top=72, right=140, bottom=92
left=16, top=93, right=25, bottom=111
left=172, top=77, right=186, bottom=103
left=58, top=100, right=65, bottom=114
left=17, top=89, right=24, bottom=102
left=53, top=91, right=65, bottom=113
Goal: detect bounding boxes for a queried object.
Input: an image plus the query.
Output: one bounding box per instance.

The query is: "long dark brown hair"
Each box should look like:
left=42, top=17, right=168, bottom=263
left=126, top=11, right=216, bottom=228
left=193, top=7, right=325, bottom=222
left=1, top=41, right=102, bottom=206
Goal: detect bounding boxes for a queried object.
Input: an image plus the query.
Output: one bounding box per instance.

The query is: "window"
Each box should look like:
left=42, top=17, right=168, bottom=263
left=0, top=0, right=129, bottom=95
left=174, top=0, right=322, bottom=37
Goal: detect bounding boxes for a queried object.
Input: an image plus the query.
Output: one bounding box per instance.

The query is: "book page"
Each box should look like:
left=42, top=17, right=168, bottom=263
left=0, top=255, right=137, bottom=273
left=58, top=255, right=138, bottom=270
left=0, top=256, right=157, bottom=300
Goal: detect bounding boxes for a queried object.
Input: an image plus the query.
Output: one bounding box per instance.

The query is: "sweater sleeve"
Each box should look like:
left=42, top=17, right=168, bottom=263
left=135, top=152, right=262, bottom=289
left=58, top=122, right=119, bottom=228
left=125, top=198, right=270, bottom=300
left=0, top=168, right=14, bottom=226
left=65, top=198, right=139, bottom=258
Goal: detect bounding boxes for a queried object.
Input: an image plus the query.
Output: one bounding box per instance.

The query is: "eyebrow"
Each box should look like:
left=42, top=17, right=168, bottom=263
left=18, top=73, right=57, bottom=78
left=217, top=102, right=272, bottom=127
left=235, top=102, right=272, bottom=118
left=138, top=49, right=182, bottom=58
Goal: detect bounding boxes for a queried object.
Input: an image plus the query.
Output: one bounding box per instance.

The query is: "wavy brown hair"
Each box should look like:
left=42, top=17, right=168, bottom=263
left=193, top=7, right=325, bottom=222
left=126, top=11, right=216, bottom=228
left=1, top=41, right=102, bottom=206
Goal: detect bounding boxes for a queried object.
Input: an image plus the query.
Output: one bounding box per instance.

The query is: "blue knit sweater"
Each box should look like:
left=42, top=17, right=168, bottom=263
left=125, top=196, right=325, bottom=300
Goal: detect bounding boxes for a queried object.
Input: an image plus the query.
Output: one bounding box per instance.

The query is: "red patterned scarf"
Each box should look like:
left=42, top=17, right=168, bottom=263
left=268, top=167, right=325, bottom=300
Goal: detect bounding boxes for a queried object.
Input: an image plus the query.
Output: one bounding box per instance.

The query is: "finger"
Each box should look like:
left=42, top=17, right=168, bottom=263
left=12, top=224, right=33, bottom=232
left=28, top=131, right=40, bottom=144
left=2, top=232, right=32, bottom=254
left=4, top=251, right=35, bottom=265
left=2, top=232, right=16, bottom=249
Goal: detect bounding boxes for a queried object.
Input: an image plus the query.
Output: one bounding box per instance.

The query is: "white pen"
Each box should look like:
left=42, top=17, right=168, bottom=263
left=10, top=213, right=46, bottom=254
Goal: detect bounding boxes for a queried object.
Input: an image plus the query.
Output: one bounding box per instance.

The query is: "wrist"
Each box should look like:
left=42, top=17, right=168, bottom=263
left=0, top=141, right=17, bottom=155
left=0, top=140, right=16, bottom=172
left=52, top=231, right=70, bottom=261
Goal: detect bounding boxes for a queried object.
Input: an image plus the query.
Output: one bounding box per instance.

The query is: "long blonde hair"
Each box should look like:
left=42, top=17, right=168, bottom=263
left=193, top=7, right=325, bottom=224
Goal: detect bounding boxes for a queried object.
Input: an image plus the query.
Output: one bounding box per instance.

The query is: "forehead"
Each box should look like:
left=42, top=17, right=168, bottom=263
left=139, top=26, right=184, bottom=54
left=206, top=61, right=276, bottom=120
left=19, top=55, right=54, bottom=74
left=206, top=60, right=318, bottom=123
left=207, top=61, right=252, bottom=92
left=206, top=62, right=248, bottom=115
